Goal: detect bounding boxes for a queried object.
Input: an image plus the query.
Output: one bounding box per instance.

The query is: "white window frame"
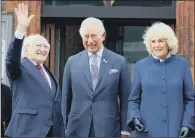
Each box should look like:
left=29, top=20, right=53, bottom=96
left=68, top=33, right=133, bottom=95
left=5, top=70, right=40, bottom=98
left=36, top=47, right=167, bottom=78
left=1, top=14, right=13, bottom=86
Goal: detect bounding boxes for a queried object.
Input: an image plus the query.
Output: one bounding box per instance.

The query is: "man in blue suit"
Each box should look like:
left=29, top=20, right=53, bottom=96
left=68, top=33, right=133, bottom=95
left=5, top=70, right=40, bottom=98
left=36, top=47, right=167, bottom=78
left=61, top=17, right=131, bottom=137
left=5, top=3, right=64, bottom=137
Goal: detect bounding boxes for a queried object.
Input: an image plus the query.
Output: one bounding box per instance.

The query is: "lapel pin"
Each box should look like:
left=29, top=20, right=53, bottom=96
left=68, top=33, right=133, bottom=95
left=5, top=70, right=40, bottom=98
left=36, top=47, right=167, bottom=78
left=103, top=59, right=107, bottom=63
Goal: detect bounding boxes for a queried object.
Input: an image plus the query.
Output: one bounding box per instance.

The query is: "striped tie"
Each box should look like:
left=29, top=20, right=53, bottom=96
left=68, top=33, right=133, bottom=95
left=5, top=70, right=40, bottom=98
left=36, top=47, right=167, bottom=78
left=36, top=64, right=49, bottom=85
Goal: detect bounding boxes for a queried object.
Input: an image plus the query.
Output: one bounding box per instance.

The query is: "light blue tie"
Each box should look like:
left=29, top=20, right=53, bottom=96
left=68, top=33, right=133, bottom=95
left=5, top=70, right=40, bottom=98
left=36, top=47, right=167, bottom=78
left=90, top=54, right=99, bottom=90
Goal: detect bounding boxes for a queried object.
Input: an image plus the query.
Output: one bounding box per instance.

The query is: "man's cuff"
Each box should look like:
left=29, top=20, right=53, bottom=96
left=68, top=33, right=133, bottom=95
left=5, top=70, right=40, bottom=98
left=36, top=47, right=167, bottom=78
left=121, top=131, right=130, bottom=135
left=15, top=30, right=25, bottom=39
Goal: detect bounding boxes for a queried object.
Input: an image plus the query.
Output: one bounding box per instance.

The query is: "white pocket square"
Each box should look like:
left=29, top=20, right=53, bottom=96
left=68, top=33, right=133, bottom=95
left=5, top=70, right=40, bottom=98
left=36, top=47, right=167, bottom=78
left=109, top=69, right=119, bottom=74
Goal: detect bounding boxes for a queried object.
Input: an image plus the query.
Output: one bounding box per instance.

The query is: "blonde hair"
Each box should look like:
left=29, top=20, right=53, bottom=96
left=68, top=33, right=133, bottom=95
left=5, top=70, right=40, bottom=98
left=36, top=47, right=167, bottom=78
left=143, top=22, right=178, bottom=55
left=21, top=34, right=49, bottom=59
left=79, top=17, right=105, bottom=38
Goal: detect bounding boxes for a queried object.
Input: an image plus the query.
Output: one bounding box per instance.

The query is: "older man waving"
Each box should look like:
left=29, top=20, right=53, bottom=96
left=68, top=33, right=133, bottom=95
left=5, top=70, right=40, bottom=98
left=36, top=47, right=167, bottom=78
left=5, top=3, right=64, bottom=137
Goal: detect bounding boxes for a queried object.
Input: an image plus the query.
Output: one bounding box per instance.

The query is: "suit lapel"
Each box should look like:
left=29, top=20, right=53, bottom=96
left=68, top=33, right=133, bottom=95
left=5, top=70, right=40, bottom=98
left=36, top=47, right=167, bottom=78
left=44, top=65, right=61, bottom=102
left=81, top=50, right=93, bottom=90
left=95, top=48, right=111, bottom=90
left=21, top=58, right=53, bottom=97
left=44, top=65, right=57, bottom=98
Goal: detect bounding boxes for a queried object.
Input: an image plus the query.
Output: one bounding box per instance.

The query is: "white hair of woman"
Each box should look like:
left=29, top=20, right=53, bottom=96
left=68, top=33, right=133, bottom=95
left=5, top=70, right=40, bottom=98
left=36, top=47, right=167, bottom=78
left=143, top=22, right=178, bottom=55
left=79, top=17, right=105, bottom=37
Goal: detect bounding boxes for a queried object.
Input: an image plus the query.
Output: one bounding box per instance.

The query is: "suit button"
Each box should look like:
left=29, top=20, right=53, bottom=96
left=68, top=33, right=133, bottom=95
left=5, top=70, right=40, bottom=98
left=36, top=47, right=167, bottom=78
left=161, top=104, right=167, bottom=108
left=161, top=90, right=166, bottom=94
left=161, top=76, right=166, bottom=80
left=162, top=119, right=167, bottom=123
left=163, top=105, right=167, bottom=108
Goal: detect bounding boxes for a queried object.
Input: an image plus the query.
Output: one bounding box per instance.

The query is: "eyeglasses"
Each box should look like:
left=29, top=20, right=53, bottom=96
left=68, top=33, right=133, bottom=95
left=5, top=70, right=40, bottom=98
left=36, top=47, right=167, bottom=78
left=36, top=44, right=50, bottom=50
left=25, top=44, right=50, bottom=50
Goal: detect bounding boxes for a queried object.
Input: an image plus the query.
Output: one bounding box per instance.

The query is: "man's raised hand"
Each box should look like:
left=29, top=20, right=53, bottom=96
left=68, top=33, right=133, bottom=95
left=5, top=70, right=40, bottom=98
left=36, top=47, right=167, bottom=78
left=15, top=3, right=34, bottom=32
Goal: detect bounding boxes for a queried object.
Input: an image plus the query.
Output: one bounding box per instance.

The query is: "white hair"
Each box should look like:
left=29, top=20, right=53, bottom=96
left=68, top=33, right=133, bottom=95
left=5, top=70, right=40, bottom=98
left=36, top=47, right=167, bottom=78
left=79, top=17, right=105, bottom=37
left=143, top=22, right=178, bottom=55
left=21, top=34, right=49, bottom=58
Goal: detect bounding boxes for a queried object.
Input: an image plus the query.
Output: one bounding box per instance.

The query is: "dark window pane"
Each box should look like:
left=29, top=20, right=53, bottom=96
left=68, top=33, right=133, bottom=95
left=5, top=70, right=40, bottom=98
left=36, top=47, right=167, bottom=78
left=113, top=0, right=172, bottom=7
left=44, top=0, right=53, bottom=5
left=1, top=1, right=6, bottom=11
left=44, top=0, right=172, bottom=7
left=123, top=26, right=147, bottom=53
left=123, top=26, right=148, bottom=61
left=51, top=0, right=103, bottom=6
left=123, top=26, right=149, bottom=79
left=54, top=1, right=70, bottom=5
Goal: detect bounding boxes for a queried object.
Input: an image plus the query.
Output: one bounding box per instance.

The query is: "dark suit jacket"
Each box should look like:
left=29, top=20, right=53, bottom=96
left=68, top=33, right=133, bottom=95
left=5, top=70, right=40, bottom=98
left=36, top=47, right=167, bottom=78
left=5, top=37, right=64, bottom=137
left=62, top=48, right=131, bottom=137
left=1, top=83, right=12, bottom=137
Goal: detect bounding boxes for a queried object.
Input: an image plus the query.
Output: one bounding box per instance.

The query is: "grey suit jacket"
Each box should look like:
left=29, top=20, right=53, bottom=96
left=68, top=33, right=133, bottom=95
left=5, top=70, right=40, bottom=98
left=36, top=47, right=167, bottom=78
left=61, top=48, right=131, bottom=137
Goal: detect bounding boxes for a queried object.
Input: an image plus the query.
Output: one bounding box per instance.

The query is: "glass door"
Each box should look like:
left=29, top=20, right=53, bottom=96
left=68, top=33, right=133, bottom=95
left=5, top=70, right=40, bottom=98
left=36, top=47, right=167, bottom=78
left=105, top=23, right=149, bottom=80
left=122, top=26, right=149, bottom=80
left=104, top=24, right=122, bottom=54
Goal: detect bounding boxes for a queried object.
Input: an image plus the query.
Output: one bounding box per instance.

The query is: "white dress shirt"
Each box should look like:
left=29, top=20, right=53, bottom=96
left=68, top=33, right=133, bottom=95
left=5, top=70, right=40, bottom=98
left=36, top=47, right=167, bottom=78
left=88, top=46, right=130, bottom=136
left=28, top=59, right=52, bottom=88
left=152, top=53, right=171, bottom=62
left=15, top=30, right=52, bottom=88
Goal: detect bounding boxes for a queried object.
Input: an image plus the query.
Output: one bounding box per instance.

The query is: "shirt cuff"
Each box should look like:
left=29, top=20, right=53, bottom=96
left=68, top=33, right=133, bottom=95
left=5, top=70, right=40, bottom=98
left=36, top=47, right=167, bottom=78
left=15, top=30, right=25, bottom=39
left=121, top=131, right=130, bottom=135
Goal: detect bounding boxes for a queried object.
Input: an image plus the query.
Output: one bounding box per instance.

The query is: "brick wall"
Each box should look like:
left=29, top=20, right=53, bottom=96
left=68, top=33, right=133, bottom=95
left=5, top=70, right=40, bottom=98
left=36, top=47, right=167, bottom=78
left=4, top=0, right=41, bottom=35
left=176, top=1, right=195, bottom=89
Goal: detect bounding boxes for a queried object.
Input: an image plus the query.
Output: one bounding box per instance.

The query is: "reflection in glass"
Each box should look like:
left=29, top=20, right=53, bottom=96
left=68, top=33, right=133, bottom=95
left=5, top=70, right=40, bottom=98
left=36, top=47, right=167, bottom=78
left=111, top=0, right=172, bottom=7
left=1, top=21, right=6, bottom=82
left=43, top=0, right=172, bottom=7
left=44, top=0, right=53, bottom=5
left=106, top=25, right=149, bottom=80
left=44, top=0, right=103, bottom=6
left=1, top=1, right=6, bottom=11
left=122, top=26, right=149, bottom=80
